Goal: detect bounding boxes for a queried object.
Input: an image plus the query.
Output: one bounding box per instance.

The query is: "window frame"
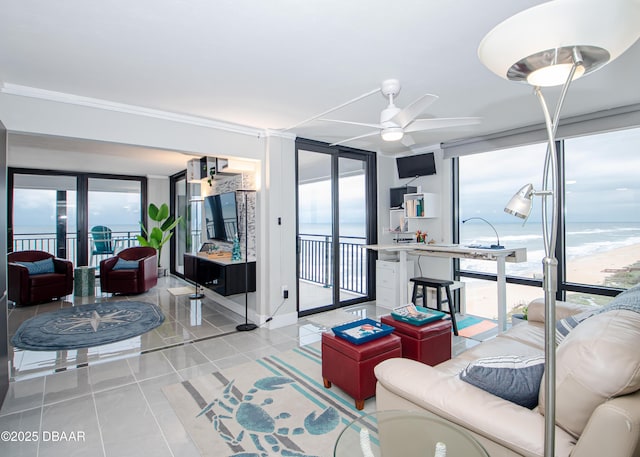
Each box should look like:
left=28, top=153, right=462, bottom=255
left=452, top=126, right=639, bottom=301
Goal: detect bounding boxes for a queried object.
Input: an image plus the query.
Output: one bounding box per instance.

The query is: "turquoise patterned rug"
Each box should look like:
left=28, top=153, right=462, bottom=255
left=163, top=344, right=371, bottom=457
left=11, top=301, right=165, bottom=351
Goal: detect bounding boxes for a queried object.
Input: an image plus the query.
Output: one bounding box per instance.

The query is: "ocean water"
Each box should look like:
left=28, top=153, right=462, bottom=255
left=461, top=221, right=640, bottom=277
left=299, top=221, right=640, bottom=279
left=14, top=225, right=141, bottom=238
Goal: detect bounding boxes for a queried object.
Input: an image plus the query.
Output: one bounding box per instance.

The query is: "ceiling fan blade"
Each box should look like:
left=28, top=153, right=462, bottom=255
left=329, top=131, right=380, bottom=147
left=404, top=117, right=482, bottom=133
left=318, top=118, right=383, bottom=129
left=391, top=94, right=439, bottom=128
left=283, top=86, right=380, bottom=131
left=401, top=134, right=415, bottom=147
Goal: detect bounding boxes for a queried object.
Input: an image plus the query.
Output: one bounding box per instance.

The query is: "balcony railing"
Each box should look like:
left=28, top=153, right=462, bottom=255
left=298, top=234, right=368, bottom=295
left=13, top=231, right=369, bottom=295
left=12, top=231, right=141, bottom=267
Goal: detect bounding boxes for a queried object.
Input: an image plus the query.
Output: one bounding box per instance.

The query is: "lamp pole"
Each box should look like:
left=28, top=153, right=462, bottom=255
left=532, top=63, right=579, bottom=457
left=236, top=190, right=257, bottom=332
left=478, top=2, right=640, bottom=455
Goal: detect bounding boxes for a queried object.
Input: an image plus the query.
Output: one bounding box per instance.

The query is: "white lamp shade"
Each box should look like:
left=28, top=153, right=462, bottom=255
left=478, top=0, right=640, bottom=85
left=505, top=183, right=534, bottom=219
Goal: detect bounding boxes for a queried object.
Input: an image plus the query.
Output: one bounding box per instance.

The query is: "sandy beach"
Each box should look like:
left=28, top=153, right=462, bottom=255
left=464, top=243, right=640, bottom=319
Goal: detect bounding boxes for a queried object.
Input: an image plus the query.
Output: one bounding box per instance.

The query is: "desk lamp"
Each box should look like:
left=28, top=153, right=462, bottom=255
left=478, top=0, right=640, bottom=455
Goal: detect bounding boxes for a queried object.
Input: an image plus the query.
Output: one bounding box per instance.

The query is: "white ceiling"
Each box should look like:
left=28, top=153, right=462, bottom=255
left=1, top=0, right=639, bottom=175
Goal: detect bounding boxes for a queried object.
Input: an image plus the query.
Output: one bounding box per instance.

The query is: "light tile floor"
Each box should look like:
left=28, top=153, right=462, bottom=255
left=0, top=276, right=477, bottom=456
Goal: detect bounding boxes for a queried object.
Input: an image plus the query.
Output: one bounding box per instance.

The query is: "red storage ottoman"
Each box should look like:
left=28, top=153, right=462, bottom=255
left=380, top=315, right=452, bottom=366
left=322, top=332, right=401, bottom=410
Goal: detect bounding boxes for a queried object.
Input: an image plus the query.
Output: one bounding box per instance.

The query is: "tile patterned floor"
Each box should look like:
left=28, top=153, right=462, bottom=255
left=0, top=276, right=477, bottom=456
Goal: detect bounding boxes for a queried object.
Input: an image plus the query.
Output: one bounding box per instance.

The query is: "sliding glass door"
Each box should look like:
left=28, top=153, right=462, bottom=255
left=10, top=173, right=78, bottom=261
left=296, top=140, right=376, bottom=315
left=87, top=178, right=142, bottom=267
left=9, top=169, right=145, bottom=269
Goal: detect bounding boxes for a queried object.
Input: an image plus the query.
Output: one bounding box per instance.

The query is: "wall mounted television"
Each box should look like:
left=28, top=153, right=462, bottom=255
left=396, top=152, right=436, bottom=179
left=204, top=191, right=238, bottom=243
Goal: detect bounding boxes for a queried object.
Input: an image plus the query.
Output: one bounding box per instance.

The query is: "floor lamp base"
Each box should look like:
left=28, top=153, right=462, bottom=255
left=236, top=323, right=258, bottom=332
left=189, top=293, right=205, bottom=300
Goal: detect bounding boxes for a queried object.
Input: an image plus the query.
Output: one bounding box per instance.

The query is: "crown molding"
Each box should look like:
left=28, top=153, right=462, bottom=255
left=264, top=129, right=297, bottom=140
left=0, top=83, right=264, bottom=138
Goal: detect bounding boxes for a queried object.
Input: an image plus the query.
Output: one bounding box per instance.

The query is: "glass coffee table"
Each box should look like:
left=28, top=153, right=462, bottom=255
left=334, top=410, right=489, bottom=457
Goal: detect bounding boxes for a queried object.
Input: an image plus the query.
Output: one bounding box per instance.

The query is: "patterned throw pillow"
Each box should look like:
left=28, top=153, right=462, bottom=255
left=16, top=258, right=55, bottom=275
left=460, top=355, right=545, bottom=409
left=112, top=258, right=140, bottom=270
left=555, top=310, right=594, bottom=345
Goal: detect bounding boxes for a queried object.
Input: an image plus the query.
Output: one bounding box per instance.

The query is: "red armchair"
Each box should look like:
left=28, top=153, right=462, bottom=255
left=8, top=250, right=74, bottom=306
left=99, top=246, right=158, bottom=294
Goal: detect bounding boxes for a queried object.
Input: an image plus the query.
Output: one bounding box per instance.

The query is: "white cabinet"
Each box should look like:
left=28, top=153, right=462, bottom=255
left=376, top=259, right=414, bottom=308
left=403, top=192, right=438, bottom=218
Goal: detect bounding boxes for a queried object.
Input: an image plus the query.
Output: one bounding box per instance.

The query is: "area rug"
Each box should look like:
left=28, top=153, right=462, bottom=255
left=163, top=344, right=371, bottom=457
left=168, top=286, right=197, bottom=296
left=11, top=301, right=165, bottom=351
left=305, top=309, right=359, bottom=328
left=455, top=314, right=498, bottom=341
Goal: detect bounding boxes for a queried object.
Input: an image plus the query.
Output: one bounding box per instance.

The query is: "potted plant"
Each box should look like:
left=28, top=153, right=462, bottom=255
left=137, top=203, right=182, bottom=276
left=511, top=304, right=528, bottom=326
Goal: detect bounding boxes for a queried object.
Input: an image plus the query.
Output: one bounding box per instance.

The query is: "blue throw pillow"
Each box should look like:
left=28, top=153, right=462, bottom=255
left=460, top=355, right=545, bottom=409
left=16, top=258, right=55, bottom=275
left=112, top=258, right=139, bottom=270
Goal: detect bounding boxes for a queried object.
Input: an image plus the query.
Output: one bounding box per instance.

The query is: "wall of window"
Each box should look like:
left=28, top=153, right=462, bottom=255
left=454, top=126, right=640, bottom=317
left=9, top=169, right=146, bottom=269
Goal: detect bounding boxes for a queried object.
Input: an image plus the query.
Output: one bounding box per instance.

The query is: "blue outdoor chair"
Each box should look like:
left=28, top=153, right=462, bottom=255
left=90, top=225, right=115, bottom=266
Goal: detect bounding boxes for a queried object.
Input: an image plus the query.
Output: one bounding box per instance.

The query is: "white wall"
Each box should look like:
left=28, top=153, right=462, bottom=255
left=0, top=93, right=265, bottom=159
left=378, top=147, right=454, bottom=280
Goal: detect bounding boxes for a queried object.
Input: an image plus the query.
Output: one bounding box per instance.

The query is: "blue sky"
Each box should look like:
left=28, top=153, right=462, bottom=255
left=13, top=189, right=141, bottom=233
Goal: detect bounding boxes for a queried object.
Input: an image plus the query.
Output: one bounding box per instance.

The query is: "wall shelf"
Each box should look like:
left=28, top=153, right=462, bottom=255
left=403, top=192, right=438, bottom=219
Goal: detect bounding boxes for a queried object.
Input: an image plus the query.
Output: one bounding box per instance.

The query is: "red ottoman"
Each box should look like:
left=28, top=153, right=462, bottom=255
left=322, top=332, right=401, bottom=410
left=380, top=315, right=452, bottom=366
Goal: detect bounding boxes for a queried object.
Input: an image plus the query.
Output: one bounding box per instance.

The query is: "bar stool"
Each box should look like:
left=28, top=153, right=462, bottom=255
left=410, top=277, right=459, bottom=335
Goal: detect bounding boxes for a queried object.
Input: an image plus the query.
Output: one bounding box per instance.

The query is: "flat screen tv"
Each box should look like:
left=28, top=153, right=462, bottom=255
left=204, top=192, right=238, bottom=243
left=396, top=152, right=436, bottom=179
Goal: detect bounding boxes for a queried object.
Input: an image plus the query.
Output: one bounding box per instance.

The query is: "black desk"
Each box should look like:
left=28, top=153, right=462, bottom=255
left=184, top=253, right=256, bottom=297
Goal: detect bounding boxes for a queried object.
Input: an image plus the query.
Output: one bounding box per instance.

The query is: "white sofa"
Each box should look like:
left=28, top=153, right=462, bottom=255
left=375, top=290, right=640, bottom=457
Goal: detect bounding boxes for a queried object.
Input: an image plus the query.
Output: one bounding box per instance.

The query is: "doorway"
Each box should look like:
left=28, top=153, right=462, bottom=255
left=296, top=139, right=377, bottom=316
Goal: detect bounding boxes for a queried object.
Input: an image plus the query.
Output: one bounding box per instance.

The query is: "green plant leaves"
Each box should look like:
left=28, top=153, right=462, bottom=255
left=139, top=202, right=183, bottom=267
left=160, top=215, right=179, bottom=232
left=149, top=203, right=169, bottom=222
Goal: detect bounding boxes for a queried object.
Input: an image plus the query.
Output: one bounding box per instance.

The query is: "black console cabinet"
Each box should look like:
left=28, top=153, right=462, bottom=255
left=184, top=253, right=256, bottom=296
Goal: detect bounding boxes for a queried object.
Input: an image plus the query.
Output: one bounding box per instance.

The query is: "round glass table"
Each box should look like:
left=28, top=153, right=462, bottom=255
left=334, top=410, right=489, bottom=457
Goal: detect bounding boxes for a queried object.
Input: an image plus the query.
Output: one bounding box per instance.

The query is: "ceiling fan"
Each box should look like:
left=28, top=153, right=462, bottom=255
left=317, top=79, right=481, bottom=147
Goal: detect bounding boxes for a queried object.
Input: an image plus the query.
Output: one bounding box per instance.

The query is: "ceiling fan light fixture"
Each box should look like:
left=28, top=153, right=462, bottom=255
left=381, top=127, right=404, bottom=142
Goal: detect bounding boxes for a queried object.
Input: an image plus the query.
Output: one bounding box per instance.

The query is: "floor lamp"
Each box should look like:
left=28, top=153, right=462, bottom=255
left=236, top=189, right=257, bottom=332
left=189, top=255, right=205, bottom=300
left=189, top=197, right=205, bottom=300
left=478, top=1, right=639, bottom=455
